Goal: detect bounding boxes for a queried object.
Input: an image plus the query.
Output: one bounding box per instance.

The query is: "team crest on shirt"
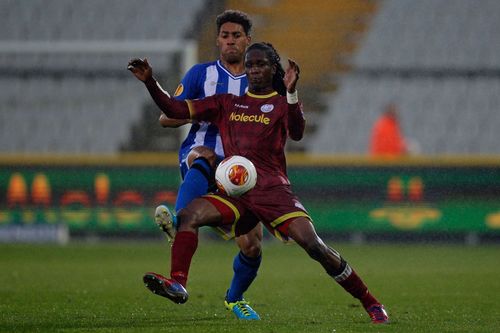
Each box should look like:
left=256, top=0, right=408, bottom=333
left=173, top=84, right=184, bottom=97
left=260, top=104, right=274, bottom=113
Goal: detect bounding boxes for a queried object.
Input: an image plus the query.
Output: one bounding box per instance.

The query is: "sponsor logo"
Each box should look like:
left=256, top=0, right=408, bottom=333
left=235, top=104, right=249, bottom=109
left=229, top=112, right=270, bottom=125
left=370, top=206, right=441, bottom=229
left=173, top=84, right=184, bottom=97
left=260, top=104, right=274, bottom=113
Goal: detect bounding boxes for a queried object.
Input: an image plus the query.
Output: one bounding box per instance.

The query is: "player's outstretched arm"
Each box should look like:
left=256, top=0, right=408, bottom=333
left=159, top=114, right=191, bottom=128
left=127, top=58, right=190, bottom=120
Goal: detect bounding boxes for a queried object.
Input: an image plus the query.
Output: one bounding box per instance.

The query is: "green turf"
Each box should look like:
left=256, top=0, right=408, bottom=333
left=0, top=239, right=499, bottom=333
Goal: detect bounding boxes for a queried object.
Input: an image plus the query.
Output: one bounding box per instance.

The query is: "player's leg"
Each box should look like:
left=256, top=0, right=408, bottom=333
left=180, top=147, right=262, bottom=319
left=228, top=224, right=262, bottom=301
left=154, top=146, right=217, bottom=242
left=225, top=223, right=263, bottom=320
left=144, top=197, right=223, bottom=304
left=175, top=146, right=217, bottom=213
left=286, top=217, right=389, bottom=324
left=171, top=196, right=225, bottom=282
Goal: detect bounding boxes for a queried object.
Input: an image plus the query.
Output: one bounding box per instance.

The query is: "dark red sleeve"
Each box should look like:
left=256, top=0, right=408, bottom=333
left=144, top=77, right=190, bottom=119
left=287, top=102, right=305, bottom=141
left=186, top=94, right=227, bottom=123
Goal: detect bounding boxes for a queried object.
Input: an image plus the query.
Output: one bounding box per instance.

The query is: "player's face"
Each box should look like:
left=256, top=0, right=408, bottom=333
left=245, top=49, right=276, bottom=93
left=217, top=22, right=250, bottom=65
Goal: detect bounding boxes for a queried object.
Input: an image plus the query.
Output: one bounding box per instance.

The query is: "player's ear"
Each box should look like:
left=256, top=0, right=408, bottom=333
left=246, top=35, right=251, bottom=46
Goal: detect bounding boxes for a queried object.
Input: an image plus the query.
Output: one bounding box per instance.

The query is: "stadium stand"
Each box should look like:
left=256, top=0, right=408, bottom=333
left=0, top=0, right=204, bottom=153
left=0, top=0, right=202, bottom=41
left=226, top=0, right=376, bottom=87
left=226, top=0, right=377, bottom=151
left=309, top=0, right=500, bottom=154
left=3, top=0, right=499, bottom=155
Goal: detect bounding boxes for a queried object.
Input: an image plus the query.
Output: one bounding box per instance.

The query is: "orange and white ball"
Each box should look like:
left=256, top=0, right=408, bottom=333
left=215, top=155, right=257, bottom=197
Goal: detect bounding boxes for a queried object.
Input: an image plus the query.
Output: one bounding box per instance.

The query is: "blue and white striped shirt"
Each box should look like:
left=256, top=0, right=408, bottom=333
left=174, top=60, right=248, bottom=178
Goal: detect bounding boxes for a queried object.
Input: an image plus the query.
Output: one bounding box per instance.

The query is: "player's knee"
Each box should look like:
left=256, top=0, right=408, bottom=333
left=177, top=206, right=205, bottom=231
left=187, top=146, right=217, bottom=169
left=240, top=241, right=262, bottom=258
left=237, top=229, right=262, bottom=258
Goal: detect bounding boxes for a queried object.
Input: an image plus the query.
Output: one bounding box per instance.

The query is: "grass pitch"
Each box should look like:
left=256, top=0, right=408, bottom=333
left=0, top=239, right=499, bottom=333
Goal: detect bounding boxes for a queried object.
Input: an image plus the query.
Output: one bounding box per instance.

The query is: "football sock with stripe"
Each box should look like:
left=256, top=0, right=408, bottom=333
left=226, top=251, right=262, bottom=302
left=331, top=260, right=379, bottom=309
left=170, top=230, right=198, bottom=287
left=175, top=157, right=212, bottom=213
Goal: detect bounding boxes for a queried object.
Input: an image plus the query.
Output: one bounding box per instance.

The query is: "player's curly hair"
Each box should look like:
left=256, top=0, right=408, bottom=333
left=246, top=42, right=287, bottom=96
left=216, top=10, right=252, bottom=36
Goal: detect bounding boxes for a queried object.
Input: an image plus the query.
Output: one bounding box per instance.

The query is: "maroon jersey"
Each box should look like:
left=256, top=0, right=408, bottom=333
left=186, top=91, right=305, bottom=190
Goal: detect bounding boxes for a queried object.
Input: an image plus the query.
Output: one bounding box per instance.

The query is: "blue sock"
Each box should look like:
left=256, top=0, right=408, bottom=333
left=175, top=157, right=212, bottom=213
left=226, top=251, right=262, bottom=302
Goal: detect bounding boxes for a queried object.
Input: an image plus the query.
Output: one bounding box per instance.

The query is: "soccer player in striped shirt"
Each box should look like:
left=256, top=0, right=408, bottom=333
left=129, top=42, right=389, bottom=324
left=145, top=10, right=263, bottom=320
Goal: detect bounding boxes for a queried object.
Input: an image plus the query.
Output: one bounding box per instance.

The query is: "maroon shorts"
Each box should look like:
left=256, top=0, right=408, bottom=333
left=203, top=184, right=311, bottom=241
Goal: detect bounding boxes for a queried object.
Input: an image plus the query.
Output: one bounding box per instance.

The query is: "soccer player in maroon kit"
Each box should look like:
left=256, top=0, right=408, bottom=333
left=128, top=43, right=389, bottom=324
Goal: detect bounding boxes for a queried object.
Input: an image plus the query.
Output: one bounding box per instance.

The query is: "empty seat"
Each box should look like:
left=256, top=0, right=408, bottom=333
left=0, top=0, right=205, bottom=153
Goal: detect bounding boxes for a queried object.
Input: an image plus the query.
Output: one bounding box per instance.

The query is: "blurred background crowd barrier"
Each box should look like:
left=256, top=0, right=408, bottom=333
left=1, top=0, right=499, bottom=242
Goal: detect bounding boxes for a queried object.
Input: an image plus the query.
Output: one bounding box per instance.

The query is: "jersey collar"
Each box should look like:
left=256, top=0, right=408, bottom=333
left=246, top=91, right=278, bottom=99
left=216, top=60, right=246, bottom=80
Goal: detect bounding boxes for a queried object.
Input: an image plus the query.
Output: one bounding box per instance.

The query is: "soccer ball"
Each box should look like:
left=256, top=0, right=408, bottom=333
left=215, top=155, right=257, bottom=197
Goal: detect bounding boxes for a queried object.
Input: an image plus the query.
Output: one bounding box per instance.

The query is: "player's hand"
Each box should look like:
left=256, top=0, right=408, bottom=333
left=284, top=59, right=300, bottom=93
left=127, top=58, right=153, bottom=82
